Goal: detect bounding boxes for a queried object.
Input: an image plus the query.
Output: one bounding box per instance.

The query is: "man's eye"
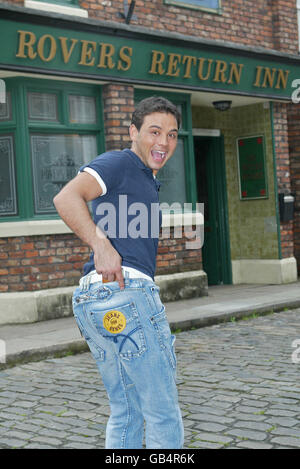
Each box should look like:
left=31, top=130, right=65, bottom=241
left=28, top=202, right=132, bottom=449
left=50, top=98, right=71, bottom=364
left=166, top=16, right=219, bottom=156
left=169, top=133, right=177, bottom=139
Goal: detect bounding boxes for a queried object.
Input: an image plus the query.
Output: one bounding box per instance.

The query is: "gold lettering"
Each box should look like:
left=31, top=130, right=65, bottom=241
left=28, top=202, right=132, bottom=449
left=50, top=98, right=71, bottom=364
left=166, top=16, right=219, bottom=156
left=227, top=62, right=244, bottom=85
left=253, top=66, right=263, bottom=87
left=59, top=37, right=78, bottom=64
left=198, top=58, right=213, bottom=81
left=275, top=69, right=290, bottom=89
left=149, top=50, right=165, bottom=75
left=98, top=43, right=115, bottom=69
left=117, top=46, right=132, bottom=71
left=166, top=53, right=181, bottom=77
left=261, top=67, right=277, bottom=88
left=213, top=60, right=228, bottom=83
left=16, top=30, right=37, bottom=59
left=37, top=35, right=56, bottom=62
left=78, top=40, right=97, bottom=66
left=182, top=55, right=197, bottom=79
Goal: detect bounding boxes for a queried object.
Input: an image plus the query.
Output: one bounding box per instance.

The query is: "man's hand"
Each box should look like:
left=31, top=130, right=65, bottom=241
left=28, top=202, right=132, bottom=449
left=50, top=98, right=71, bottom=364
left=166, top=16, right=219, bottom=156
left=93, top=237, right=125, bottom=290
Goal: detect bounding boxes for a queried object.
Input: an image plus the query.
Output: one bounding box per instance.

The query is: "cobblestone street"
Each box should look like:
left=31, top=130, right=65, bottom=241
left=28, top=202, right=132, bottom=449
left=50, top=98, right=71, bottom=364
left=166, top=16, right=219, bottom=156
left=0, top=309, right=300, bottom=449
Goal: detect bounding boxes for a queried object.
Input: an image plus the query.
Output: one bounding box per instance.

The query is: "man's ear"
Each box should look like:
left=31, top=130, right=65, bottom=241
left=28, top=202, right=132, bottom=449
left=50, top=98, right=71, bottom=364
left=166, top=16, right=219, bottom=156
left=129, top=124, right=138, bottom=141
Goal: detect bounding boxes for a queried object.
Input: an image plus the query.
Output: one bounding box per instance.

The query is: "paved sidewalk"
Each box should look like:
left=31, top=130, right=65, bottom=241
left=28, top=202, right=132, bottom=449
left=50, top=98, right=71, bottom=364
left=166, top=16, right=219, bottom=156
left=0, top=280, right=299, bottom=369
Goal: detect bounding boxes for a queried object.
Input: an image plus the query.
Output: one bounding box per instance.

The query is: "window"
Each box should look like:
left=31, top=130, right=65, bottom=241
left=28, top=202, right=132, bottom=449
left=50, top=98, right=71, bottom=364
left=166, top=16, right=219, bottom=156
left=0, top=79, right=104, bottom=221
left=0, top=135, right=17, bottom=216
left=134, top=90, right=197, bottom=211
left=164, top=0, right=221, bottom=13
left=24, top=0, right=88, bottom=18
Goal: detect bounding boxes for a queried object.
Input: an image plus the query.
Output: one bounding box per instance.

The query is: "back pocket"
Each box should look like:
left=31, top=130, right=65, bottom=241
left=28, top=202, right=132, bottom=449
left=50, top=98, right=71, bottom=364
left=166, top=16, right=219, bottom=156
left=89, top=302, right=146, bottom=360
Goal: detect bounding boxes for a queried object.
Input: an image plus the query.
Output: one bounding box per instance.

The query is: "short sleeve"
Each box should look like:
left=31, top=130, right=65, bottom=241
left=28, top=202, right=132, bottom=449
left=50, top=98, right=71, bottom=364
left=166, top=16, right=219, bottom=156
left=79, top=152, right=123, bottom=196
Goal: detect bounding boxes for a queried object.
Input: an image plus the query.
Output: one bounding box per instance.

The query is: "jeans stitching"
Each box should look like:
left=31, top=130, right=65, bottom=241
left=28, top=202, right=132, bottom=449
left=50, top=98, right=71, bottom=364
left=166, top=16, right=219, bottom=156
left=89, top=302, right=147, bottom=359
left=119, top=362, right=130, bottom=449
left=73, top=302, right=105, bottom=361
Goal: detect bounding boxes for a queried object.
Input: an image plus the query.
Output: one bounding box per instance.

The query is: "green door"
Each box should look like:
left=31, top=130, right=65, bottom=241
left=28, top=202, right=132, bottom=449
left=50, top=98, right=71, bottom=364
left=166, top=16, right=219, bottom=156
left=194, top=136, right=232, bottom=285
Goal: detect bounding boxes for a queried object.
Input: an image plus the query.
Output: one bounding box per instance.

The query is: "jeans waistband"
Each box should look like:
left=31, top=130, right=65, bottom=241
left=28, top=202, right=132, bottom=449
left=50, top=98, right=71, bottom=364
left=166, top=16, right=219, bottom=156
left=79, top=267, right=153, bottom=290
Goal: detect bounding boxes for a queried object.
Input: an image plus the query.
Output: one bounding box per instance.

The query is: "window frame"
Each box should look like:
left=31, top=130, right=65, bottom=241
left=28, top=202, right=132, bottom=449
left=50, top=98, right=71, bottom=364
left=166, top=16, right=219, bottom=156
left=0, top=78, right=105, bottom=223
left=37, top=0, right=79, bottom=6
left=24, top=0, right=88, bottom=18
left=164, top=0, right=222, bottom=14
left=134, top=89, right=198, bottom=211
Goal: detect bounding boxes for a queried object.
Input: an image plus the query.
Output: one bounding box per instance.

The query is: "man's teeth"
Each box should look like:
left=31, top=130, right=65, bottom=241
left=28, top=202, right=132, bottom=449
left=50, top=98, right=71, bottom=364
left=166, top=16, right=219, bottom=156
left=152, top=151, right=166, bottom=160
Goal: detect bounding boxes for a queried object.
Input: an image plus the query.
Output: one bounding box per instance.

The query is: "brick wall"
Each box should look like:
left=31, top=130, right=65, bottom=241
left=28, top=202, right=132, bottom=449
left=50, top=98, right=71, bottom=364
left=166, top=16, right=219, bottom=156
left=287, top=102, right=300, bottom=273
left=2, top=0, right=299, bottom=54
left=0, top=234, right=90, bottom=292
left=79, top=0, right=298, bottom=53
left=102, top=83, right=134, bottom=151
left=81, top=0, right=298, bottom=54
left=273, top=102, right=294, bottom=260
left=0, top=72, right=202, bottom=293
left=272, top=0, right=299, bottom=53
left=0, top=231, right=202, bottom=292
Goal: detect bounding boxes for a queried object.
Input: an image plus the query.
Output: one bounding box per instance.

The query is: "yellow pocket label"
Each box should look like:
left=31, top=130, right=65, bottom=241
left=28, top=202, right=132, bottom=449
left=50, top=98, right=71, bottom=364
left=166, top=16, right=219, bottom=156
left=103, top=310, right=126, bottom=334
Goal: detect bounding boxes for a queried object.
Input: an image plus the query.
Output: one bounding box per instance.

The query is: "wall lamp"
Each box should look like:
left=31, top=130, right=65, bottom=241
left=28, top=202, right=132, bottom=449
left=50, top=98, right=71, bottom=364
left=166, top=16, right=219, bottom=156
left=213, top=100, right=232, bottom=111
left=118, top=0, right=137, bottom=24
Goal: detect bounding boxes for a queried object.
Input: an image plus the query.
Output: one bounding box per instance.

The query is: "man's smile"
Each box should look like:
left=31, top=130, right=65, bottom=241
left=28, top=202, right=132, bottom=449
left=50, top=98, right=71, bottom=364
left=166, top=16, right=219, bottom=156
left=151, top=150, right=167, bottom=162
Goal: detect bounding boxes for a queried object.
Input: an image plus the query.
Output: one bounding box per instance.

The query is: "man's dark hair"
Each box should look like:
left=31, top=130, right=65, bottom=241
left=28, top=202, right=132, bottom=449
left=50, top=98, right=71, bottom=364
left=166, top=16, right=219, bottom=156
left=131, top=96, right=181, bottom=130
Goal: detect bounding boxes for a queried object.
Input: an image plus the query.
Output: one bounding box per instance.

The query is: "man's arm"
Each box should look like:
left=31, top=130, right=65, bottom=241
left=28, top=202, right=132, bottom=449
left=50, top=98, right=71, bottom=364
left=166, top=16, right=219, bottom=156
left=53, top=172, right=124, bottom=289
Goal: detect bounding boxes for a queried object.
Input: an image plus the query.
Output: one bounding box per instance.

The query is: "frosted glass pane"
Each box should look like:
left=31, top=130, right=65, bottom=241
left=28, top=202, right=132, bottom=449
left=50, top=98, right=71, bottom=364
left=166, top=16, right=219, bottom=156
left=69, top=95, right=97, bottom=124
left=0, top=135, right=17, bottom=216
left=28, top=92, right=58, bottom=121
left=0, top=92, right=12, bottom=121
left=31, top=134, right=97, bottom=214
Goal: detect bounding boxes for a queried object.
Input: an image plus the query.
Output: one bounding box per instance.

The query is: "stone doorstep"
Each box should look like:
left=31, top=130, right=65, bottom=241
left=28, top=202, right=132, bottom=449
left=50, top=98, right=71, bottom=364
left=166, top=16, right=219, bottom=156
left=0, top=270, right=208, bottom=325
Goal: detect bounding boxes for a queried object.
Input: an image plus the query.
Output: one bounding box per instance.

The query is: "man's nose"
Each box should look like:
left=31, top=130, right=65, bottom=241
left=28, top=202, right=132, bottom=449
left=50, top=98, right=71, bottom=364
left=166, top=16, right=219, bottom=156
left=158, top=133, right=168, bottom=146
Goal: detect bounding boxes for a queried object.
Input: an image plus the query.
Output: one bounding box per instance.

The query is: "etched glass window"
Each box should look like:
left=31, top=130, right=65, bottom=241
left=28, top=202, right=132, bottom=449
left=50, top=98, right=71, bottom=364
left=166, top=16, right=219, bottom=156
left=0, top=91, right=12, bottom=121
left=30, top=134, right=97, bottom=214
left=28, top=92, right=58, bottom=121
left=158, top=138, right=187, bottom=208
left=0, top=135, right=17, bottom=216
left=68, top=95, right=97, bottom=124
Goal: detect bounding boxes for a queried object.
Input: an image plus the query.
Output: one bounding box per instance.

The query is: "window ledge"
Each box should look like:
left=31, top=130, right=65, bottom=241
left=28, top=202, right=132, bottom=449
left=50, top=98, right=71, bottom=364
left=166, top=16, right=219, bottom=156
left=0, top=219, right=72, bottom=238
left=24, top=0, right=88, bottom=18
left=1, top=212, right=203, bottom=238
left=162, top=212, right=204, bottom=228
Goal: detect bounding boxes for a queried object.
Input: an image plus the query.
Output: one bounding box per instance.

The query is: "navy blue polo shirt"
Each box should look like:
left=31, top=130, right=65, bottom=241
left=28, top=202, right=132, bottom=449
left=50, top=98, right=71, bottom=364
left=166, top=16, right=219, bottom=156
left=79, top=149, right=162, bottom=279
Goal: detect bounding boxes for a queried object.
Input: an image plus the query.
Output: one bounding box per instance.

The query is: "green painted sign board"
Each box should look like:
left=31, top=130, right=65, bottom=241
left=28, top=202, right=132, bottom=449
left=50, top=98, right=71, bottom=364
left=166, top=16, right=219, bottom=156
left=237, top=135, right=268, bottom=200
left=0, top=12, right=300, bottom=100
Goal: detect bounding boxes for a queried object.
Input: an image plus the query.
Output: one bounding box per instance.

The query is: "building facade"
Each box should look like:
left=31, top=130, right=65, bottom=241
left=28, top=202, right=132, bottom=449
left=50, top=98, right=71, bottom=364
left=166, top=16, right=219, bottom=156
left=0, top=0, right=299, bottom=323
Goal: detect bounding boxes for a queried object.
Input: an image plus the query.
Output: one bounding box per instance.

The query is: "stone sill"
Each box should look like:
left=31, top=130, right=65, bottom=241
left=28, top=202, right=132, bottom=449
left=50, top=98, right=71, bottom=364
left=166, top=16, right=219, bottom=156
left=0, top=212, right=204, bottom=238
left=0, top=270, right=208, bottom=325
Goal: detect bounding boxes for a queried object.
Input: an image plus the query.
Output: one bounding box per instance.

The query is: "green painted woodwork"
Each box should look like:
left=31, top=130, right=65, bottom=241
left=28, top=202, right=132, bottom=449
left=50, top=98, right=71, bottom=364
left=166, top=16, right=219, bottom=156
left=0, top=14, right=299, bottom=100
left=0, top=78, right=104, bottom=222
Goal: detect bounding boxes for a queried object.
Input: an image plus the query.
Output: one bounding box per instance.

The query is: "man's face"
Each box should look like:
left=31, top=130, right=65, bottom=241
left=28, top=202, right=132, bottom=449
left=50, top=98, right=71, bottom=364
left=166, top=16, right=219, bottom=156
left=129, top=112, right=178, bottom=174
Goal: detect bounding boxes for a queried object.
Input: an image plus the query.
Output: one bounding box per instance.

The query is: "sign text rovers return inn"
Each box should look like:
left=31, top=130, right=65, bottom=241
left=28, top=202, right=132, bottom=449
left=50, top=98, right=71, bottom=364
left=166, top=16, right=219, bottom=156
left=15, top=30, right=290, bottom=91
left=0, top=17, right=299, bottom=99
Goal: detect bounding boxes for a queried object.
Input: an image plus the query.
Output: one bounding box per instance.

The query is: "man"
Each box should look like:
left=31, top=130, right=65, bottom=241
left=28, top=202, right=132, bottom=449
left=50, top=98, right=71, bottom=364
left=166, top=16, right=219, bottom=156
left=53, top=96, right=184, bottom=449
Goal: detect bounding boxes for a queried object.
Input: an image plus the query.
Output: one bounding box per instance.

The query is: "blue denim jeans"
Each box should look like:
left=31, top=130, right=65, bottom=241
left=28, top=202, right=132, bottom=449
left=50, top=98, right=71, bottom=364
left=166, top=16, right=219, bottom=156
left=72, top=273, right=184, bottom=449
